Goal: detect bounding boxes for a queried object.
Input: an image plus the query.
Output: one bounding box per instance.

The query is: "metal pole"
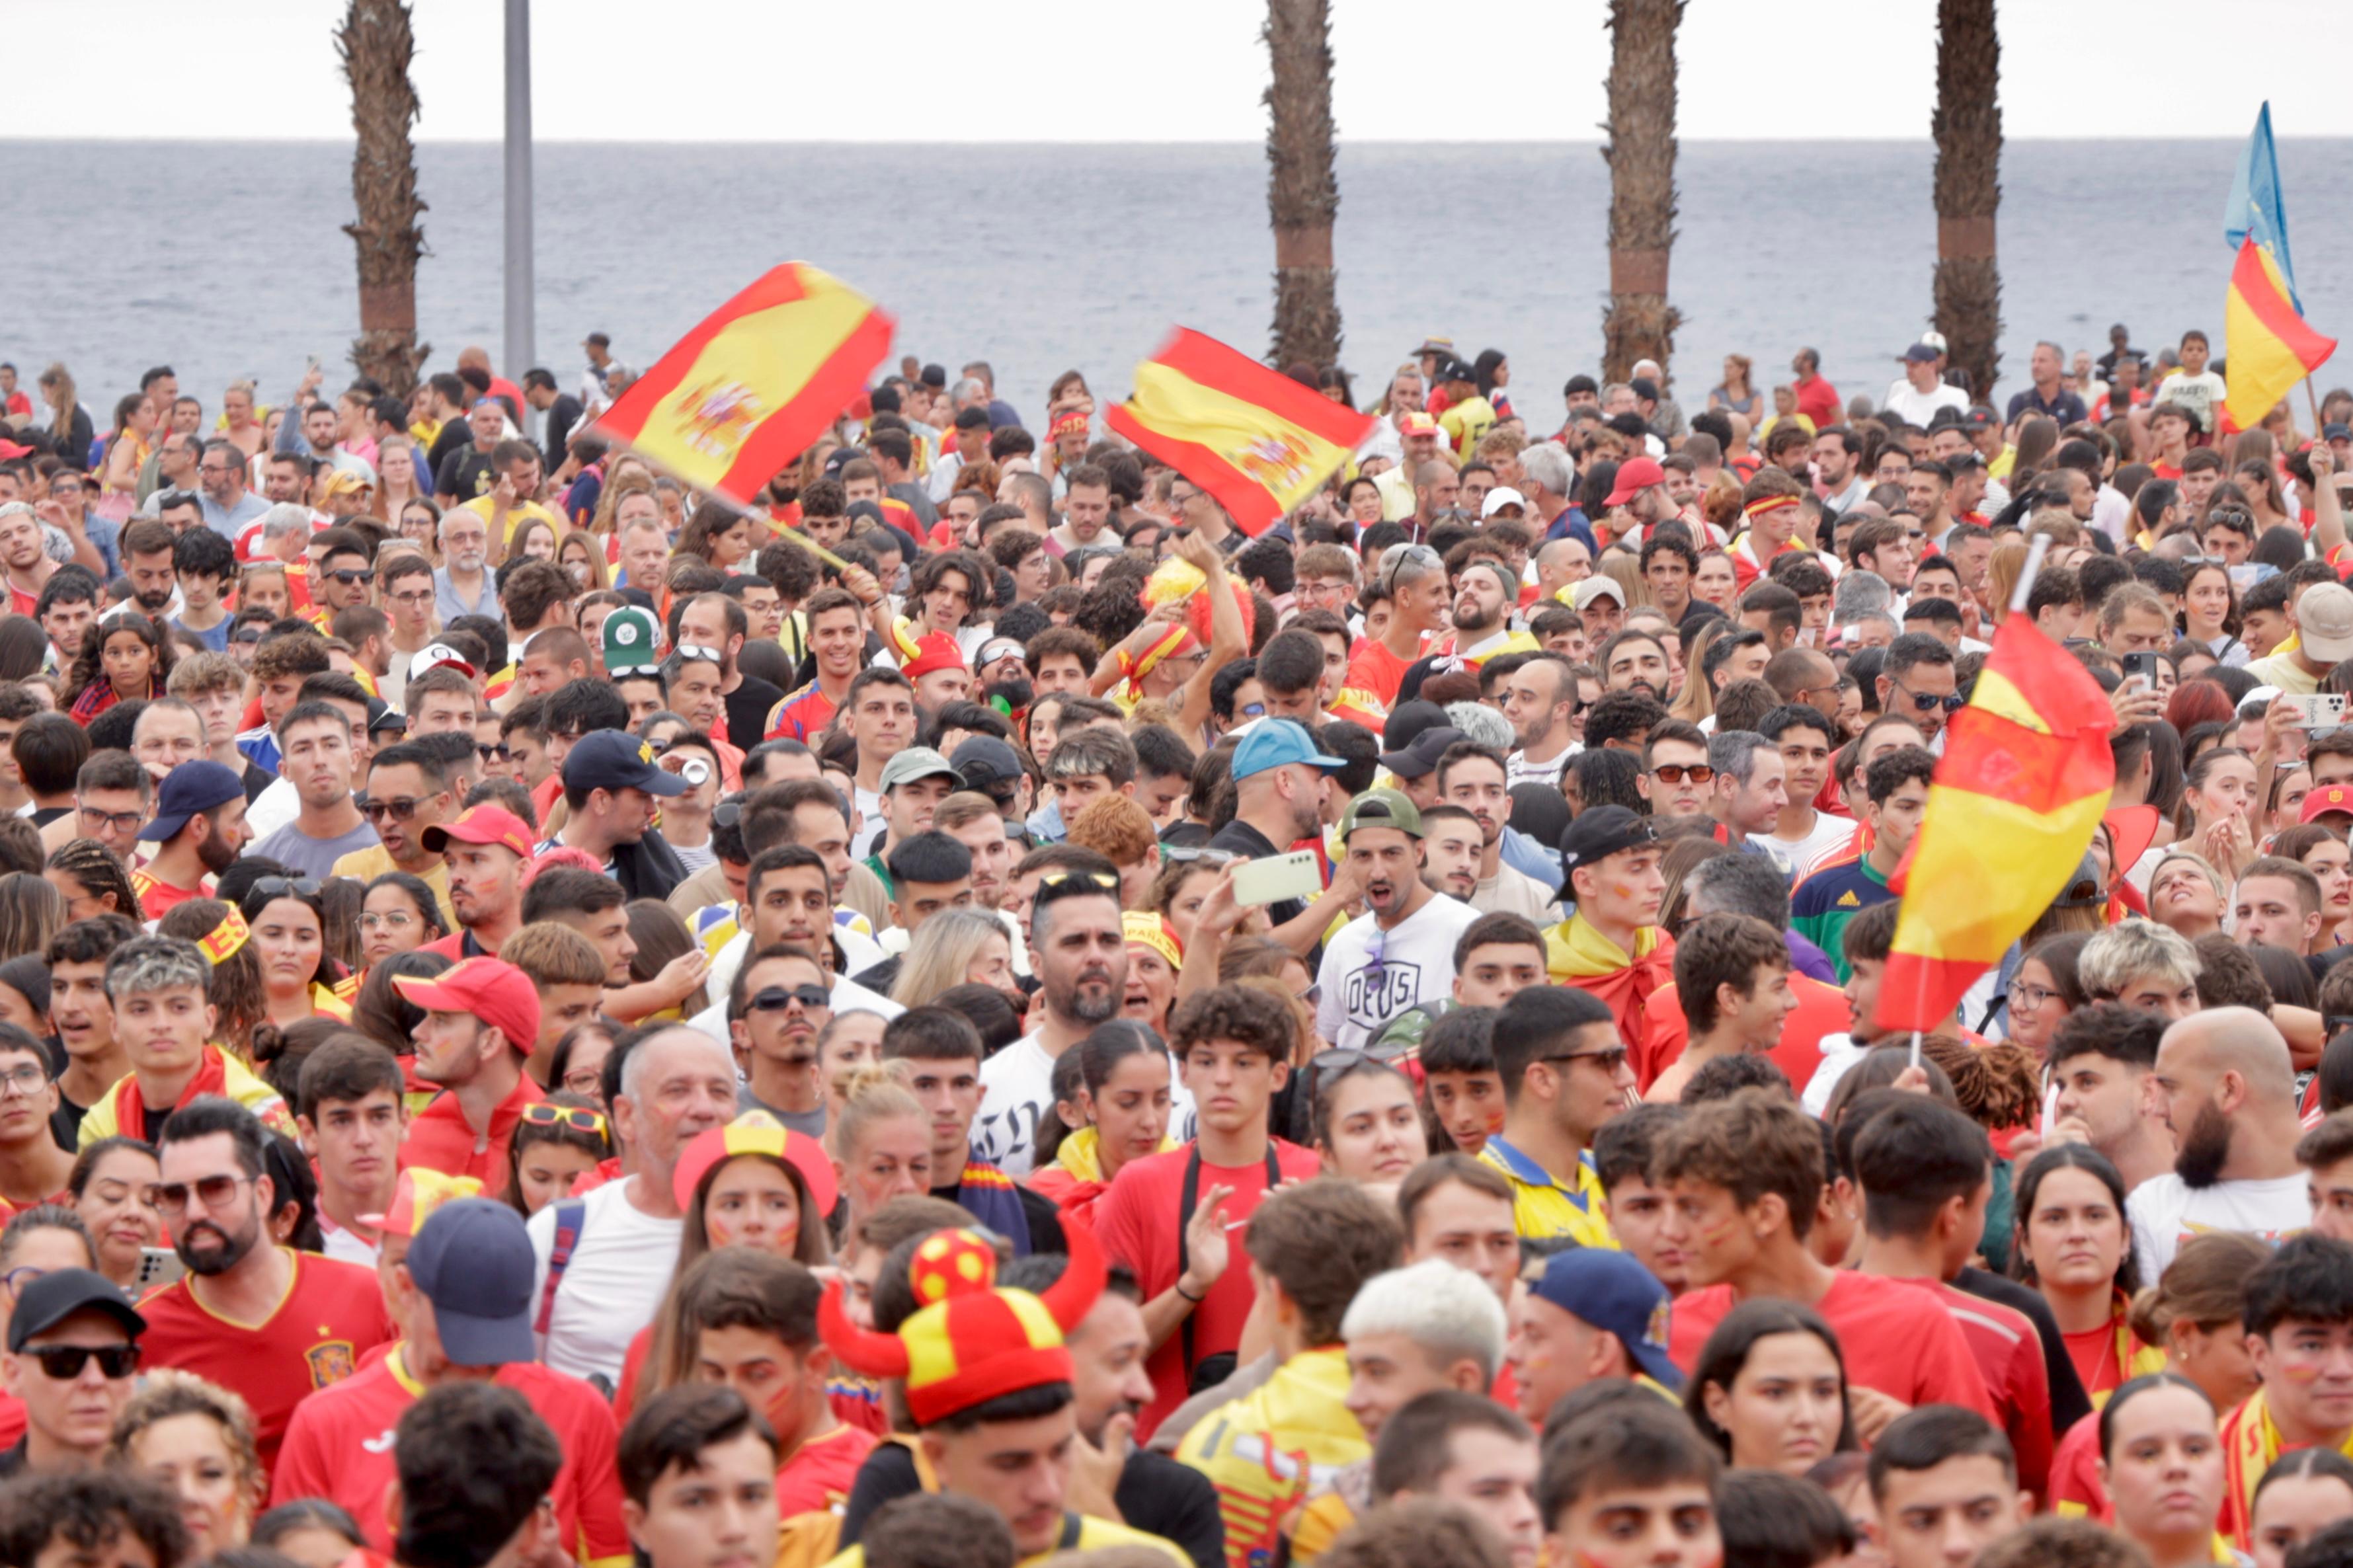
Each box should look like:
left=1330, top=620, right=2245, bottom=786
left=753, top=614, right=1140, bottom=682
left=502, top=0, right=534, bottom=380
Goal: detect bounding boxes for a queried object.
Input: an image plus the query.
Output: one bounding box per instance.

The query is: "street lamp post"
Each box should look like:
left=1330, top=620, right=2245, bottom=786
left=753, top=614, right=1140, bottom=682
left=503, top=0, right=534, bottom=380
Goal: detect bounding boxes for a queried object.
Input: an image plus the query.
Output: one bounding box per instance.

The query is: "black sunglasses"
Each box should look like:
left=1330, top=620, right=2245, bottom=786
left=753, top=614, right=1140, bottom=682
left=25, top=1344, right=140, bottom=1380
left=251, top=877, right=322, bottom=902
left=748, top=985, right=831, bottom=1012
left=323, top=568, right=374, bottom=586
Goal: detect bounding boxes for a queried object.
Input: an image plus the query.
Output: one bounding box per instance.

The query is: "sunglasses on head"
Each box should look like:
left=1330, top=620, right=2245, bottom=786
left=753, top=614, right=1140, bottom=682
left=748, top=985, right=831, bottom=1013
left=1037, top=871, right=1119, bottom=892
left=520, top=1103, right=608, bottom=1136
left=251, top=877, right=322, bottom=901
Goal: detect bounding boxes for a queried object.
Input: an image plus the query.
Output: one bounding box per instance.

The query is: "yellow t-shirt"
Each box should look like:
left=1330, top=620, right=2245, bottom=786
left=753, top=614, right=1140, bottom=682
left=459, top=494, right=561, bottom=549
left=329, top=844, right=456, bottom=927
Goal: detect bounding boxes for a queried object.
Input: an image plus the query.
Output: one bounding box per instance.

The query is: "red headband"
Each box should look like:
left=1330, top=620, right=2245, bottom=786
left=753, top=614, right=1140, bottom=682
left=1743, top=494, right=1801, bottom=521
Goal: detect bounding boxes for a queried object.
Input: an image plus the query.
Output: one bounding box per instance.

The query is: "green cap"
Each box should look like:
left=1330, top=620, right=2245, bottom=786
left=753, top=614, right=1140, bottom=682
left=1339, top=787, right=1423, bottom=841
left=601, top=606, right=661, bottom=678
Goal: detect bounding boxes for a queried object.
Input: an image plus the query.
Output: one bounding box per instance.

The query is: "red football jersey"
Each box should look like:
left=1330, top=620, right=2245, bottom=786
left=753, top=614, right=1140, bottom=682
left=272, top=1345, right=629, bottom=1566
left=137, top=1249, right=396, bottom=1474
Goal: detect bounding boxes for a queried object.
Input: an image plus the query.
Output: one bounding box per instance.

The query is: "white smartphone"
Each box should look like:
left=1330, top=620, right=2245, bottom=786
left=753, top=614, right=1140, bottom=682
left=1232, top=849, right=1323, bottom=907
left=137, top=1247, right=184, bottom=1290
left=2288, top=695, right=2347, bottom=728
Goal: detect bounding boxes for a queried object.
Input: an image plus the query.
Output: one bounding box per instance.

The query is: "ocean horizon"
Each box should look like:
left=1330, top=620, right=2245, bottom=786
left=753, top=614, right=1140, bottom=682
left=13, top=137, right=2349, bottom=427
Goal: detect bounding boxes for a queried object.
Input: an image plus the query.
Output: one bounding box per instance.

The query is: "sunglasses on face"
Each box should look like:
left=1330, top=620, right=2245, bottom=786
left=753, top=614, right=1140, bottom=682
left=24, top=1344, right=140, bottom=1381
left=478, top=743, right=509, bottom=762
left=1892, top=679, right=1968, bottom=715
left=1650, top=764, right=1714, bottom=785
left=360, top=796, right=428, bottom=822
left=155, top=1173, right=249, bottom=1216
left=748, top=985, right=832, bottom=1013
left=323, top=568, right=374, bottom=586
left=520, top=1103, right=608, bottom=1136
left=1546, top=1046, right=1630, bottom=1075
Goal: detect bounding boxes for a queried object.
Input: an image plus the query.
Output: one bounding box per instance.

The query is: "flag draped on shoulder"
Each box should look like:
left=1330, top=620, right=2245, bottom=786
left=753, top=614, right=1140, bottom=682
left=1873, top=614, right=2115, bottom=1035
left=590, top=262, right=894, bottom=508
left=1104, top=328, right=1375, bottom=537
left=2223, top=237, right=2335, bottom=433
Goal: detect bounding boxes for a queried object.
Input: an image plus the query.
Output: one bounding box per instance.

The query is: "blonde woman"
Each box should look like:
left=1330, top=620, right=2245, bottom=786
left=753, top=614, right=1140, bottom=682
left=1668, top=618, right=1728, bottom=724
left=891, top=907, right=1016, bottom=1009
left=38, top=363, right=94, bottom=466
left=375, top=435, right=424, bottom=518
left=109, top=1370, right=265, bottom=1562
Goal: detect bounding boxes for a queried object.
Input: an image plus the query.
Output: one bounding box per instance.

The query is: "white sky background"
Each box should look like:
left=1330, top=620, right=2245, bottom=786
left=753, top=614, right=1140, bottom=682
left=9, top=0, right=2353, bottom=143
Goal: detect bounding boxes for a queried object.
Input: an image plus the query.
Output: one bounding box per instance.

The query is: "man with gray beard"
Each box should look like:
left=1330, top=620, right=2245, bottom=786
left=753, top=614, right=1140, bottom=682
left=2127, top=1005, right=2312, bottom=1277
left=971, top=859, right=1129, bottom=1176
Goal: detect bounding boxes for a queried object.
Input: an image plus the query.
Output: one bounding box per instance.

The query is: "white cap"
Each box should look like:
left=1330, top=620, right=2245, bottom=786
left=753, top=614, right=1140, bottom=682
left=1921, top=330, right=1949, bottom=353
left=1573, top=577, right=1626, bottom=611
left=1480, top=487, right=1529, bottom=519
left=409, top=643, right=477, bottom=681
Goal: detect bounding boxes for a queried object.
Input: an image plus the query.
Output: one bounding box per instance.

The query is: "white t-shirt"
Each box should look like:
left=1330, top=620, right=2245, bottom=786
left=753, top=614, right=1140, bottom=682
left=527, top=1178, right=685, bottom=1382
left=2127, top=1171, right=2310, bottom=1280
left=1315, top=894, right=1482, bottom=1052
left=1507, top=746, right=1576, bottom=791
left=852, top=787, right=885, bottom=859
left=973, top=1031, right=1197, bottom=1177
left=1771, top=812, right=1858, bottom=879
left=1883, top=379, right=1970, bottom=427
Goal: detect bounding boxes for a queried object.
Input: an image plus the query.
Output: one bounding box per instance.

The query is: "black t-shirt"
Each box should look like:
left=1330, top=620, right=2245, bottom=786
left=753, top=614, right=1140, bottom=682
left=425, top=418, right=472, bottom=481
left=541, top=394, right=584, bottom=470
left=50, top=1091, right=83, bottom=1155
left=436, top=445, right=499, bottom=502
left=725, top=676, right=785, bottom=752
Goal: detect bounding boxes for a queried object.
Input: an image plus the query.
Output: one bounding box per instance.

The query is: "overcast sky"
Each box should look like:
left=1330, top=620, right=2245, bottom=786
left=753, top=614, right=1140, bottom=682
left=15, top=0, right=2353, bottom=143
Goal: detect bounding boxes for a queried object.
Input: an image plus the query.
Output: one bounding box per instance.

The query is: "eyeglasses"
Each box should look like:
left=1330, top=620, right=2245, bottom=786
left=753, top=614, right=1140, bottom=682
left=24, top=1344, right=140, bottom=1381
left=360, top=796, right=427, bottom=822
left=0, top=1064, right=46, bottom=1098
left=250, top=877, right=321, bottom=902
left=520, top=1103, right=609, bottom=1136
left=1, top=1265, right=48, bottom=1294
left=561, top=1068, right=605, bottom=1097
left=1650, top=764, right=1714, bottom=785
left=748, top=985, right=832, bottom=1013
left=1890, top=678, right=1968, bottom=715
left=2007, top=980, right=2059, bottom=1011
left=78, top=804, right=144, bottom=836
left=712, top=801, right=744, bottom=831
left=155, top=1173, right=251, bottom=1216
left=358, top=910, right=417, bottom=930
left=231, top=627, right=264, bottom=645
left=323, top=568, right=374, bottom=586
left=389, top=590, right=434, bottom=608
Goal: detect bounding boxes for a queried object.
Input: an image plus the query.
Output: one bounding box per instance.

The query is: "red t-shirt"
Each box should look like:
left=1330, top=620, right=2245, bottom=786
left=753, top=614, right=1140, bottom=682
left=138, top=1249, right=396, bottom=1473
left=271, top=1345, right=629, bottom=1565
left=1913, top=1278, right=2054, bottom=1499
left=398, top=1073, right=544, bottom=1196
left=1092, top=1138, right=1321, bottom=1438
left=776, top=1423, right=879, bottom=1518
left=1341, top=642, right=1414, bottom=713
left=1794, top=376, right=1843, bottom=432
left=1669, top=1271, right=1995, bottom=1419
left=2049, top=1411, right=2107, bottom=1520
left=133, top=871, right=205, bottom=924
left=1638, top=974, right=1844, bottom=1095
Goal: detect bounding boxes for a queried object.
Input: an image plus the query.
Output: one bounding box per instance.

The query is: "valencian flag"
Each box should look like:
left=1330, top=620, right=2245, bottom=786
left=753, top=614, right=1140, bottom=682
left=1872, top=612, right=2115, bottom=1035
left=1105, top=328, right=1376, bottom=537
left=590, top=262, right=895, bottom=508
left=2223, top=235, right=2336, bottom=433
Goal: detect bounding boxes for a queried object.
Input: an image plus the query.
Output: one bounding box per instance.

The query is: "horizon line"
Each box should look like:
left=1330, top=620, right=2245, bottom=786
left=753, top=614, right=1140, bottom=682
left=9, top=134, right=2342, bottom=147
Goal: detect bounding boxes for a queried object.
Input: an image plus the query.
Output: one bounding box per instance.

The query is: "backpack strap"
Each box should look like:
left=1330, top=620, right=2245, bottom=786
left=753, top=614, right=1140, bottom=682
left=536, top=1197, right=588, bottom=1336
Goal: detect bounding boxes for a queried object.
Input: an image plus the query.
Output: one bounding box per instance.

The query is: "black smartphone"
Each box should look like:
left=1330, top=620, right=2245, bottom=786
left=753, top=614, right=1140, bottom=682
left=2120, top=651, right=2159, bottom=683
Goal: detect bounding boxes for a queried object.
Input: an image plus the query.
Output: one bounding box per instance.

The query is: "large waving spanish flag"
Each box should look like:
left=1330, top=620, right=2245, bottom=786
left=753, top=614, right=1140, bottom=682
left=2223, top=236, right=2335, bottom=432
left=1872, top=613, right=2115, bottom=1035
left=591, top=262, right=894, bottom=507
left=1105, top=329, right=1375, bottom=537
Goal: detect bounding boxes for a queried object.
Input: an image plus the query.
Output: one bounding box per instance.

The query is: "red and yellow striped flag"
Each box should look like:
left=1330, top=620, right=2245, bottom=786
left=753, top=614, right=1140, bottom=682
left=590, top=262, right=894, bottom=507
left=1104, top=329, right=1375, bottom=537
left=2223, top=236, right=2335, bottom=432
left=1872, top=613, right=2115, bottom=1035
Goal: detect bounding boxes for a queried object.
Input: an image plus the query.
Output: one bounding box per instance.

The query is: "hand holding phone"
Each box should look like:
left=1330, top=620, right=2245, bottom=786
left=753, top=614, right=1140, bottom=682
left=1232, top=849, right=1322, bottom=908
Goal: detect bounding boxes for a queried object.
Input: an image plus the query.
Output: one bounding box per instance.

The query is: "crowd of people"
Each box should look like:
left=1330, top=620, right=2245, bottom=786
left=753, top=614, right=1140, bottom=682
left=3, top=321, right=2353, bottom=1568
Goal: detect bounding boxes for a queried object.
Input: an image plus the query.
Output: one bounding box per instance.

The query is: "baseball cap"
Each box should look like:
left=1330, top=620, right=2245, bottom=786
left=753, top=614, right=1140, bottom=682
left=921, top=364, right=948, bottom=389
left=1382, top=700, right=1451, bottom=753
left=408, top=643, right=476, bottom=682
left=1605, top=457, right=1665, bottom=508
left=949, top=736, right=1023, bottom=790
left=0, top=441, right=31, bottom=463
left=1572, top=576, right=1626, bottom=611
left=1339, top=788, right=1423, bottom=842
left=1527, top=1249, right=1681, bottom=1390
left=368, top=703, right=409, bottom=739
left=1231, top=721, right=1345, bottom=783
left=1397, top=411, right=1440, bottom=439
left=2299, top=583, right=2353, bottom=662
left=2051, top=853, right=2106, bottom=909
left=671, top=1111, right=839, bottom=1218
left=1438, top=358, right=1478, bottom=386
left=7, top=1268, right=144, bottom=1353
left=1558, top=805, right=1659, bottom=884
left=562, top=730, right=687, bottom=799
left=136, top=760, right=245, bottom=843
left=1920, top=330, right=1949, bottom=353
left=421, top=804, right=533, bottom=859
left=1903, top=343, right=1940, bottom=364
left=1962, top=407, right=2001, bottom=432
left=393, top=958, right=542, bottom=1054
left=2328, top=423, right=2353, bottom=444
left=2305, top=785, right=2353, bottom=826
left=902, top=634, right=968, bottom=682
left=405, top=1198, right=538, bottom=1365
left=359, top=1169, right=485, bottom=1238
left=600, top=606, right=661, bottom=678
left=1378, top=726, right=1465, bottom=781
left=877, top=746, right=963, bottom=794
left=1480, top=487, right=1529, bottom=519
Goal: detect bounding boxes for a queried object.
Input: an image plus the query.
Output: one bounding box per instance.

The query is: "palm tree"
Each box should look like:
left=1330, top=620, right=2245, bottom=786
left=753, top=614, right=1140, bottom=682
left=1264, top=0, right=1340, bottom=370
left=1601, top=0, right=1683, bottom=383
left=339, top=0, right=430, bottom=395
left=1933, top=0, right=2002, bottom=403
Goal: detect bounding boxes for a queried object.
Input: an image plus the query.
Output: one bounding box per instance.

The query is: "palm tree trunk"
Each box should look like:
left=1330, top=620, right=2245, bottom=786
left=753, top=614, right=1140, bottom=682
left=1601, top=0, right=1683, bottom=383
left=339, top=0, right=430, bottom=396
left=1933, top=0, right=2002, bottom=403
left=1264, top=0, right=1341, bottom=370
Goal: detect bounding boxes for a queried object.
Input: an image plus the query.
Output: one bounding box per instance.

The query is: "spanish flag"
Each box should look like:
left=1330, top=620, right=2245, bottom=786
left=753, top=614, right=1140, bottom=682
left=1105, top=329, right=1375, bottom=537
left=2223, top=236, right=2335, bottom=432
left=591, top=262, right=894, bottom=507
left=1872, top=611, right=2114, bottom=1035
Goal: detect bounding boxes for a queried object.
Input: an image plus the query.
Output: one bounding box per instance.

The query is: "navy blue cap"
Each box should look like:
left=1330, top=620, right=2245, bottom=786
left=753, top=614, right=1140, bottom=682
left=1232, top=720, right=1345, bottom=783
left=9, top=1267, right=143, bottom=1352
left=136, top=760, right=245, bottom=842
left=1529, top=1249, right=1681, bottom=1391
left=561, top=731, right=686, bottom=799
left=949, top=735, right=1023, bottom=789
left=405, top=1198, right=536, bottom=1364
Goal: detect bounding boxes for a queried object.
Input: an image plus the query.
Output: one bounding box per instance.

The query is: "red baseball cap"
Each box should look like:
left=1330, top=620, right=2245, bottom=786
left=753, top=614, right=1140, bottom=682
left=1397, top=411, right=1439, bottom=438
left=2304, top=785, right=2353, bottom=824
left=671, top=1111, right=840, bottom=1216
left=422, top=804, right=533, bottom=859
left=1605, top=457, right=1667, bottom=508
left=902, top=633, right=967, bottom=682
left=0, top=441, right=31, bottom=462
left=394, top=958, right=541, bottom=1054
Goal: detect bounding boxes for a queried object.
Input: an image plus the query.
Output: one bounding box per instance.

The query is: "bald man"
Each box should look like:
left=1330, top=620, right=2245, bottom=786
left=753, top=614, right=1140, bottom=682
left=1535, top=538, right=1594, bottom=603
left=2128, top=1005, right=2313, bottom=1276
